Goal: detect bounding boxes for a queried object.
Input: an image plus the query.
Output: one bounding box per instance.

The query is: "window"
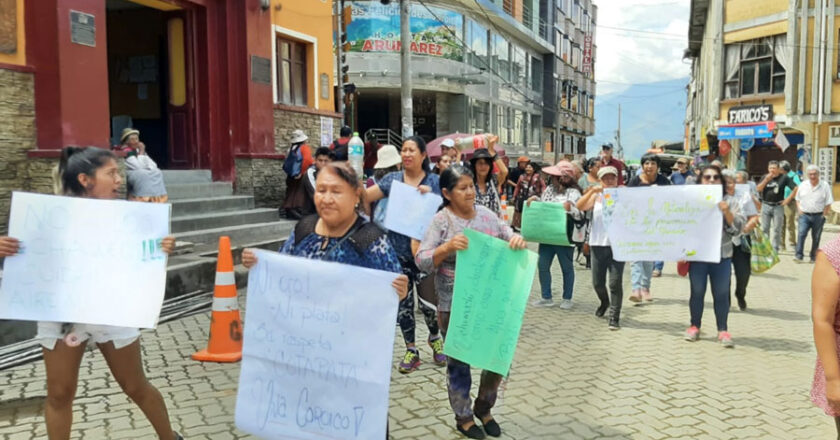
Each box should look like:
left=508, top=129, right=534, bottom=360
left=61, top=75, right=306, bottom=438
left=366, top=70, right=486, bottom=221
left=276, top=37, right=308, bottom=106
left=503, top=0, right=514, bottom=16
left=559, top=0, right=569, bottom=15
left=562, top=36, right=571, bottom=63
left=470, top=100, right=490, bottom=133
left=555, top=30, right=562, bottom=56
left=513, top=109, right=524, bottom=146
left=498, top=106, right=510, bottom=144
left=723, top=35, right=787, bottom=99
left=492, top=34, right=510, bottom=81
left=572, top=1, right=580, bottom=25
left=531, top=56, right=543, bottom=92
left=512, top=45, right=527, bottom=88
left=466, top=20, right=489, bottom=70
left=530, top=114, right=541, bottom=148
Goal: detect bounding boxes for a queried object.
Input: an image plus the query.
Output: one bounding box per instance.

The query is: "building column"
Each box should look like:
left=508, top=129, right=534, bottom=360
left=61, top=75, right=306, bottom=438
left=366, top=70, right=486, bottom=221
left=26, top=0, right=110, bottom=151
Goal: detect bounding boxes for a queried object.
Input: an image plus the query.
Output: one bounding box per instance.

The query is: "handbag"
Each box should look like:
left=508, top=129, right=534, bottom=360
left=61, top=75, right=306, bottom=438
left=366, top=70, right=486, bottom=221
left=749, top=225, right=779, bottom=274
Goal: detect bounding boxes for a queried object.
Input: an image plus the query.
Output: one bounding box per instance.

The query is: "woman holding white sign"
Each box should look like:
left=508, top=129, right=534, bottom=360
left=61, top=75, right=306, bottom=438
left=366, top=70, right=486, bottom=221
left=1, top=147, right=182, bottom=440
left=684, top=165, right=745, bottom=348
left=527, top=160, right=584, bottom=310
left=576, top=166, right=624, bottom=329
left=365, top=136, right=446, bottom=373
left=415, top=165, right=527, bottom=439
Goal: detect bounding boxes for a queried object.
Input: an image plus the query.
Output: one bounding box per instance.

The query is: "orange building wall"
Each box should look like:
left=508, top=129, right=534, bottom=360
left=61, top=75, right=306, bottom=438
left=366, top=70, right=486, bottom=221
left=0, top=0, right=26, bottom=66
left=271, top=0, right=335, bottom=112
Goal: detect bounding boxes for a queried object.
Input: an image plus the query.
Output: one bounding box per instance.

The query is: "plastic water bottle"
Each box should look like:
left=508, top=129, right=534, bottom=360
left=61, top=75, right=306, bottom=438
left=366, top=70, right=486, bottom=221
left=349, top=132, right=364, bottom=179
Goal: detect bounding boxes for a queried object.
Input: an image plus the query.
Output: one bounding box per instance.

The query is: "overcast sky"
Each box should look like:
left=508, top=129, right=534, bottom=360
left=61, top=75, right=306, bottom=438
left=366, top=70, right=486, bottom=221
left=593, top=0, right=691, bottom=96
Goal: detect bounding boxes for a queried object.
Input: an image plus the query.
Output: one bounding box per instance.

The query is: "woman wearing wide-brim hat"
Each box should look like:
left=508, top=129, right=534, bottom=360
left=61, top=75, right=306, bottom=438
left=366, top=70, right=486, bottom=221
left=119, top=128, right=168, bottom=203
left=281, top=129, right=315, bottom=219
left=468, top=137, right=507, bottom=218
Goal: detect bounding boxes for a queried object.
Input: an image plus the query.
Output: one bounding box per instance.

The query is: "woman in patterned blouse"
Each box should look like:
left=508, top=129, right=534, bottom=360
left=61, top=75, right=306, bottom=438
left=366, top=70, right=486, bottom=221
left=469, top=137, right=508, bottom=218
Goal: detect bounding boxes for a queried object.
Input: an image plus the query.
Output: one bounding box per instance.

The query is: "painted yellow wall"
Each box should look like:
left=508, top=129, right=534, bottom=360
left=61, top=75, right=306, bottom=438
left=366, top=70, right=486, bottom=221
left=272, top=0, right=335, bottom=112
left=723, top=21, right=786, bottom=43
left=806, top=17, right=815, bottom=112
left=0, top=0, right=26, bottom=66
left=724, top=0, right=788, bottom=24
left=831, top=21, right=840, bottom=113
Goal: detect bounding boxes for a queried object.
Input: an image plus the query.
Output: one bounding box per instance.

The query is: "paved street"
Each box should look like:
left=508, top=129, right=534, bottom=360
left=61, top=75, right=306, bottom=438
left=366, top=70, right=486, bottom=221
left=0, top=231, right=835, bottom=440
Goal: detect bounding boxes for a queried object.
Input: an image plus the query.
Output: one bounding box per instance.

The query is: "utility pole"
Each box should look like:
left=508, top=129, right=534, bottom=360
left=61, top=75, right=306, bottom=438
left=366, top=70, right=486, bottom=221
left=400, top=0, right=413, bottom=139
left=616, top=104, right=623, bottom=159
left=335, top=0, right=345, bottom=124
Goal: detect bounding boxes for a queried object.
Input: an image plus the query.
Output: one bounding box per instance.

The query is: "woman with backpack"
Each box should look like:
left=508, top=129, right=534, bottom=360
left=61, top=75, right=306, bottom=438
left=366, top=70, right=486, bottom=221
left=527, top=160, right=583, bottom=310
left=281, top=129, right=314, bottom=219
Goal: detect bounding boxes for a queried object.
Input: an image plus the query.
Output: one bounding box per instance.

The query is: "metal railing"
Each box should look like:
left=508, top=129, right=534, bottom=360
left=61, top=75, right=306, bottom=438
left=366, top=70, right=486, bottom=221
left=365, top=128, right=403, bottom=147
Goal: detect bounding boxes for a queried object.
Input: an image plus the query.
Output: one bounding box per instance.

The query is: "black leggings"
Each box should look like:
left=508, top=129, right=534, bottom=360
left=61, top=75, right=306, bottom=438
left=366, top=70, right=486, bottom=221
left=396, top=257, right=439, bottom=345
left=732, top=241, right=751, bottom=304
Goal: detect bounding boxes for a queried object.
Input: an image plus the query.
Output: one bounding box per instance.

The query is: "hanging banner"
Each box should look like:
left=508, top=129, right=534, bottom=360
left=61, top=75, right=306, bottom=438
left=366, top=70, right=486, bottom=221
left=717, top=122, right=776, bottom=140
left=347, top=2, right=463, bottom=61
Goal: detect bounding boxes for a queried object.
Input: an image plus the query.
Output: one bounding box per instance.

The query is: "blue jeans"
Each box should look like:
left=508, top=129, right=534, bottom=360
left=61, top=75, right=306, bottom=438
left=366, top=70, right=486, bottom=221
left=630, top=261, right=653, bottom=290
left=653, top=261, right=664, bottom=272
left=796, top=213, right=826, bottom=261
left=538, top=244, right=575, bottom=300
left=688, top=259, right=731, bottom=331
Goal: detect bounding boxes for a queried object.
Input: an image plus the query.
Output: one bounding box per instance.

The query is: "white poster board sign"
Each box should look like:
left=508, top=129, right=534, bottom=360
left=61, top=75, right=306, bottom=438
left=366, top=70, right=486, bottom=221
left=819, top=147, right=835, bottom=185
left=235, top=251, right=399, bottom=440
left=0, top=192, right=170, bottom=328
left=603, top=185, right=723, bottom=262
left=383, top=181, right=443, bottom=240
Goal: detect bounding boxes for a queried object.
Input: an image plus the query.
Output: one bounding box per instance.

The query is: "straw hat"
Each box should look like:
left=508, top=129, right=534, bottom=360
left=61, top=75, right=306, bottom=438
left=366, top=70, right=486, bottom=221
left=120, top=128, right=140, bottom=143
left=374, top=145, right=401, bottom=169
left=290, top=129, right=308, bottom=144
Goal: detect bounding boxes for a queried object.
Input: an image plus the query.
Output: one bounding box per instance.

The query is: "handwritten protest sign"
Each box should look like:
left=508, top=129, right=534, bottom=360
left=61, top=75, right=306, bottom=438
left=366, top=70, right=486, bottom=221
left=235, top=250, right=399, bottom=440
left=383, top=180, right=443, bottom=240
left=0, top=192, right=170, bottom=328
left=444, top=229, right=537, bottom=376
left=603, top=185, right=723, bottom=262
left=520, top=201, right=570, bottom=245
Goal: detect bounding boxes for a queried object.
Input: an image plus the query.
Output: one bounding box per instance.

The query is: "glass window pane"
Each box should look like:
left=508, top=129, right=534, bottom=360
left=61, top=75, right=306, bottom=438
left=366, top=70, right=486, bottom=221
left=295, top=42, right=306, bottom=62
left=293, top=63, right=306, bottom=105
left=281, top=41, right=290, bottom=59
left=725, top=81, right=739, bottom=99
left=773, top=74, right=785, bottom=94
left=758, top=60, right=771, bottom=93
left=281, top=61, right=291, bottom=103
left=741, top=63, right=756, bottom=95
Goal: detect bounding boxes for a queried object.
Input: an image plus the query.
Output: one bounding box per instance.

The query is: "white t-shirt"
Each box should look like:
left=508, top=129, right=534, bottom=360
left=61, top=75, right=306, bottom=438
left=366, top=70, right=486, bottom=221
left=589, top=196, right=609, bottom=247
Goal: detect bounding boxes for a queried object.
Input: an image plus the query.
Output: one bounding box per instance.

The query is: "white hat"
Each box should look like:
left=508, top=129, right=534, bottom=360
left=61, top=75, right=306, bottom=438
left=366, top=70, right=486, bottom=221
left=290, top=129, right=308, bottom=144
left=441, top=138, right=455, bottom=149
left=597, top=166, right=618, bottom=179
left=374, top=145, right=401, bottom=169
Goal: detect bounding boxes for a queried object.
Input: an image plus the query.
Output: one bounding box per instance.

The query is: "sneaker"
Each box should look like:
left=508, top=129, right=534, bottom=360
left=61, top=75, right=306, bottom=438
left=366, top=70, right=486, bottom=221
left=398, top=349, right=421, bottom=374
left=718, top=331, right=734, bottom=348
left=429, top=337, right=446, bottom=366
left=793, top=257, right=805, bottom=264
left=651, top=269, right=661, bottom=277
left=628, top=290, right=642, bottom=303
left=559, top=299, right=573, bottom=310
left=642, top=288, right=653, bottom=302
left=684, top=326, right=700, bottom=342
left=531, top=298, right=555, bottom=307
left=608, top=317, right=620, bottom=330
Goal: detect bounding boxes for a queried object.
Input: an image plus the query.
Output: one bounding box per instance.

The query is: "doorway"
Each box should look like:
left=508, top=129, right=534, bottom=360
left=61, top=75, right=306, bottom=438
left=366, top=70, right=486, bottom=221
left=106, top=0, right=194, bottom=169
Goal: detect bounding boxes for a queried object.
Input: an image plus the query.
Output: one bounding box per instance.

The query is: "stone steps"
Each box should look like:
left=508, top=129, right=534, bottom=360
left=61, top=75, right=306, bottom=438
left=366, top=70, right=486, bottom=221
left=170, top=208, right=279, bottom=233
left=170, top=195, right=255, bottom=217
left=166, top=182, right=234, bottom=199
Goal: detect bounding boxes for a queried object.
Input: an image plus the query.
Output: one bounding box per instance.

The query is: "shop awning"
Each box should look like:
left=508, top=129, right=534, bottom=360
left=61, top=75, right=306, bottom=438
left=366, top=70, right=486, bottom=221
left=717, top=122, right=776, bottom=140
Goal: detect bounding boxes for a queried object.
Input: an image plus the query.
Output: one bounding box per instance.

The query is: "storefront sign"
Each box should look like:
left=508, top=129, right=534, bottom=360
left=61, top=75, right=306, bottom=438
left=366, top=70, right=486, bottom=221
left=717, top=122, right=775, bottom=140
left=828, top=125, right=840, bottom=146
left=347, top=2, right=463, bottom=61
left=727, top=105, right=773, bottom=124
left=819, top=147, right=835, bottom=184
left=582, top=35, right=593, bottom=74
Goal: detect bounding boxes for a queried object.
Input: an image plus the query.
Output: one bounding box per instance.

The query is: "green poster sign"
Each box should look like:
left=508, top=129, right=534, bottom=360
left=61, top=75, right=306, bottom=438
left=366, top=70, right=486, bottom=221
left=520, top=201, right=570, bottom=246
left=444, top=229, right=537, bottom=376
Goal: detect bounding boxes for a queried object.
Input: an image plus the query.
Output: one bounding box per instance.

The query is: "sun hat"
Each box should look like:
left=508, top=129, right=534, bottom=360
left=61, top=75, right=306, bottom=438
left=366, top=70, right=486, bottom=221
left=441, top=138, right=456, bottom=149
left=469, top=148, right=494, bottom=165
left=374, top=144, right=401, bottom=169
left=597, top=166, right=618, bottom=179
left=120, top=128, right=140, bottom=144
left=542, top=160, right=577, bottom=178
left=290, top=129, right=308, bottom=144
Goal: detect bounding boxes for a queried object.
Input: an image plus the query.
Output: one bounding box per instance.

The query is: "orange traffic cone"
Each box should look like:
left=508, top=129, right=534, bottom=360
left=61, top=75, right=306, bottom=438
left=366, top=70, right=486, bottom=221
left=192, top=236, right=242, bottom=363
left=501, top=194, right=510, bottom=223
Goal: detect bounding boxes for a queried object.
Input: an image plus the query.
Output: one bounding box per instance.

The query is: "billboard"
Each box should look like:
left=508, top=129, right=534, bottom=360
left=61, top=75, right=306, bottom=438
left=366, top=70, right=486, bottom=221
left=347, top=2, right=463, bottom=61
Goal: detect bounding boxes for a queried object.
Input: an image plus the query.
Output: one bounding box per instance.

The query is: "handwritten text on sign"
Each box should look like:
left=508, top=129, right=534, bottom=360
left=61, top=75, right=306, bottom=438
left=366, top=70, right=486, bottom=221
left=0, top=192, right=170, bottom=328
left=383, top=180, right=443, bottom=240
left=444, top=229, right=538, bottom=376
left=235, top=251, right=399, bottom=440
left=603, top=185, right=723, bottom=262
